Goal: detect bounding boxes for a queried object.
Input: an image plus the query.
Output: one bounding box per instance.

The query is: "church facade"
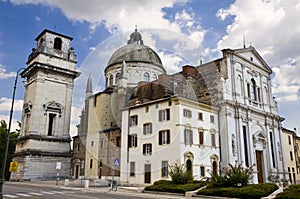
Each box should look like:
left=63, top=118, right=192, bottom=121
left=76, top=29, right=287, bottom=185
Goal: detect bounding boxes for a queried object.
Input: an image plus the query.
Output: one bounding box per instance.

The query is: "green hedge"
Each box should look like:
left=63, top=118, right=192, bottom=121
left=276, top=184, right=300, bottom=199
left=197, top=183, right=278, bottom=199
left=145, top=180, right=207, bottom=194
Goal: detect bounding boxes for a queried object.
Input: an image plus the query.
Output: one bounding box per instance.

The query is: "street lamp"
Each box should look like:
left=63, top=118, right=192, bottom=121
left=0, top=67, right=26, bottom=199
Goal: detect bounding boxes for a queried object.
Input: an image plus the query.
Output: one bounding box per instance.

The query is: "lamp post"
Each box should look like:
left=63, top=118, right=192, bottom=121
left=0, top=67, right=26, bottom=199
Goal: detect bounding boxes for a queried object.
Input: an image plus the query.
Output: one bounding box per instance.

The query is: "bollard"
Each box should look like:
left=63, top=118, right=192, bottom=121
left=84, top=180, right=89, bottom=188
left=65, top=179, right=69, bottom=187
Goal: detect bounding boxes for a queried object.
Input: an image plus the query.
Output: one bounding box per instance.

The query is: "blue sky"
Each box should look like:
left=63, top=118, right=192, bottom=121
left=0, top=0, right=300, bottom=136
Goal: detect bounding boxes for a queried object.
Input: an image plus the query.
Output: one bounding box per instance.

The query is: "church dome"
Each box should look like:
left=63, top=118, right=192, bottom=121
left=106, top=29, right=164, bottom=70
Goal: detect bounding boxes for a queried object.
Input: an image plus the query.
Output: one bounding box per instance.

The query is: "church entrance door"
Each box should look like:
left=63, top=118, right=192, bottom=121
left=256, top=151, right=263, bottom=183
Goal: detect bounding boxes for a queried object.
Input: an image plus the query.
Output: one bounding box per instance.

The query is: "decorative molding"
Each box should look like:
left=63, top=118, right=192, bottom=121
left=43, top=101, right=63, bottom=117
left=23, top=102, right=33, bottom=114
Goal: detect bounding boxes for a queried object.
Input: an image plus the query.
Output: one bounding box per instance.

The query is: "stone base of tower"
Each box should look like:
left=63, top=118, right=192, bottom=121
left=10, top=153, right=71, bottom=181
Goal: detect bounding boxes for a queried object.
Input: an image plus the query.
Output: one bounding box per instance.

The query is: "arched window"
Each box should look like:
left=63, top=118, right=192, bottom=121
left=212, top=161, right=217, bottom=175
left=250, top=78, right=257, bottom=100
left=153, top=74, right=157, bottom=80
left=54, top=37, right=62, bottom=50
left=144, top=72, right=150, bottom=82
left=115, top=73, right=120, bottom=85
left=109, top=75, right=113, bottom=86
left=186, top=159, right=192, bottom=173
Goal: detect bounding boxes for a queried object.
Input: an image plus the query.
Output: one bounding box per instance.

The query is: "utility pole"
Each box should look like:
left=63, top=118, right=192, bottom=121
left=0, top=68, right=25, bottom=199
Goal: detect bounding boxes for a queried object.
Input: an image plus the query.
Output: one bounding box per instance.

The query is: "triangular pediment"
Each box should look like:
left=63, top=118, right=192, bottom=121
left=232, top=46, right=272, bottom=74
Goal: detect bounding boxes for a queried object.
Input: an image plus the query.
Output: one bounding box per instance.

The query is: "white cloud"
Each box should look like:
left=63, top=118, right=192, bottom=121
left=11, top=0, right=185, bottom=33
left=0, top=97, right=23, bottom=111
left=0, top=65, right=16, bottom=79
left=70, top=105, right=82, bottom=138
left=35, top=16, right=41, bottom=21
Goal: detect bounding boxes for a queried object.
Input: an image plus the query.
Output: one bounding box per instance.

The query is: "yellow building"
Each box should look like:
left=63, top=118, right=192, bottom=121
left=282, top=128, right=298, bottom=184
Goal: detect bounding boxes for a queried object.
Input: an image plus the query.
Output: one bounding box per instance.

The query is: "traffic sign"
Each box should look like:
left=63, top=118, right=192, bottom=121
left=114, top=158, right=120, bottom=166
left=9, top=162, right=18, bottom=172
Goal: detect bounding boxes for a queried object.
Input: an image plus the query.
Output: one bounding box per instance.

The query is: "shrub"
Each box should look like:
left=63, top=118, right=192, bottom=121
left=210, top=161, right=254, bottom=187
left=168, top=163, right=193, bottom=184
left=145, top=180, right=207, bottom=194
left=197, top=183, right=278, bottom=199
left=276, top=184, right=300, bottom=199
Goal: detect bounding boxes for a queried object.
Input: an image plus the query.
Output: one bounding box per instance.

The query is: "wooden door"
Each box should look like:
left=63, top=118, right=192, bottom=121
left=256, top=151, right=263, bottom=183
left=144, top=164, right=151, bottom=183
left=75, top=165, right=79, bottom=179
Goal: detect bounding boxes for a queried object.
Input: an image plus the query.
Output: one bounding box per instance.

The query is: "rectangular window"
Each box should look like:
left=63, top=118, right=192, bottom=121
left=48, top=113, right=56, bottom=136
left=116, top=136, right=121, bottom=147
left=200, top=166, right=205, bottom=177
left=159, top=130, right=170, bottom=145
left=270, top=132, right=276, bottom=168
left=243, top=125, right=249, bottom=167
left=143, top=143, right=152, bottom=155
left=211, top=133, right=216, bottom=147
left=247, top=83, right=251, bottom=98
left=100, top=140, right=104, bottom=149
left=290, top=151, right=294, bottom=161
left=130, top=162, right=135, bottom=177
left=183, top=109, right=192, bottom=118
left=198, top=112, right=203, bottom=120
left=128, top=134, right=137, bottom=147
left=199, top=130, right=204, bottom=145
left=288, top=135, right=291, bottom=145
left=210, top=115, right=215, bottom=123
left=90, top=159, right=93, bottom=169
left=143, top=123, right=152, bottom=135
left=145, top=106, right=149, bottom=113
left=159, top=109, right=170, bottom=121
left=162, top=161, right=168, bottom=177
left=184, top=129, right=193, bottom=145
left=130, top=115, right=138, bottom=126
left=257, top=88, right=261, bottom=102
left=77, top=143, right=80, bottom=152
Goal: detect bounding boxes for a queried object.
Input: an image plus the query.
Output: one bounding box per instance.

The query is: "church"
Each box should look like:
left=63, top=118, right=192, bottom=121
left=74, top=28, right=286, bottom=185
left=10, top=28, right=286, bottom=185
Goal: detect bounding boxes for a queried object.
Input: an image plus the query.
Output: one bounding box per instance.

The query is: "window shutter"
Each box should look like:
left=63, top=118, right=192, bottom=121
left=190, top=130, right=193, bottom=144
left=128, top=135, right=132, bottom=147
left=159, top=131, right=162, bottom=145
left=199, top=131, right=204, bottom=145
left=143, top=144, right=146, bottom=155
left=184, top=129, right=187, bottom=144
left=143, top=125, right=146, bottom=135
left=134, top=135, right=137, bottom=147
left=159, top=110, right=162, bottom=121
left=167, top=130, right=170, bottom=144
left=150, top=123, right=152, bottom=134
left=149, top=144, right=152, bottom=154
left=166, top=109, right=170, bottom=120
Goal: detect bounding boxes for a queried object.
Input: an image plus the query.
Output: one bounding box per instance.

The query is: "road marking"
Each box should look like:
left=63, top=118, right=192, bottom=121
left=16, top=193, right=31, bottom=197
left=40, top=191, right=56, bottom=194
left=28, top=192, right=43, bottom=196
left=3, top=194, right=18, bottom=198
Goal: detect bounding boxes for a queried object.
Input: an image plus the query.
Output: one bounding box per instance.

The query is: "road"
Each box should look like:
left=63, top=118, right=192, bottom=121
left=2, top=182, right=187, bottom=199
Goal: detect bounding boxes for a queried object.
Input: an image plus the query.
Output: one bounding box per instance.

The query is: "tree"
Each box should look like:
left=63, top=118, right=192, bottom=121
left=0, top=120, right=19, bottom=180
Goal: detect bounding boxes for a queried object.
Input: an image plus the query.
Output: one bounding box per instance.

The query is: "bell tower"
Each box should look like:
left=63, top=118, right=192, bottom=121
left=11, top=29, right=80, bottom=181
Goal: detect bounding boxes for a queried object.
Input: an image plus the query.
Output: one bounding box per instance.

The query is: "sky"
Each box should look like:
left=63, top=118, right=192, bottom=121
left=0, top=0, right=300, bottom=137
